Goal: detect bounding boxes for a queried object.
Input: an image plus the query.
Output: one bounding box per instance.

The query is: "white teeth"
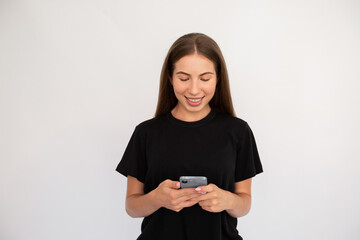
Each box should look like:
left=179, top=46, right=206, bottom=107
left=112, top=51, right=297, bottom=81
left=187, top=98, right=201, bottom=102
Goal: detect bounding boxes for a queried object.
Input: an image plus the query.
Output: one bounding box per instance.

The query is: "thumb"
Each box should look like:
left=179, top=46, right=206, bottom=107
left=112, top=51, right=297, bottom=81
left=172, top=181, right=180, bottom=189
left=163, top=179, right=180, bottom=189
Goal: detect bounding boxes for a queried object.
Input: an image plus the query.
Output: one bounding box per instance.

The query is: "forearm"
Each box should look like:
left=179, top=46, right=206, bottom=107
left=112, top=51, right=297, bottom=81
left=126, top=190, right=160, bottom=218
left=225, top=192, right=252, bottom=218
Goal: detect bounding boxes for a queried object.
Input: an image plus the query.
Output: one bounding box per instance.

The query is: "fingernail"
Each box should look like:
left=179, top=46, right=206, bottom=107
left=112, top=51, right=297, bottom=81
left=195, top=187, right=201, bottom=191
left=176, top=183, right=180, bottom=188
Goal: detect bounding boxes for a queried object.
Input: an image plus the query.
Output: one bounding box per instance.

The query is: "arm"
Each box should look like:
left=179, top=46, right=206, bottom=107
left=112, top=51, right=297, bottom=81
left=194, top=178, right=252, bottom=218
left=125, top=176, right=201, bottom=218
left=125, top=176, right=159, bottom=218
left=225, top=178, right=252, bottom=218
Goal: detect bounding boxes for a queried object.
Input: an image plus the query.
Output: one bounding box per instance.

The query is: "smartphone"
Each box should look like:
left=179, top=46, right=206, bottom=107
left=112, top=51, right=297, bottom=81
left=179, top=176, right=207, bottom=188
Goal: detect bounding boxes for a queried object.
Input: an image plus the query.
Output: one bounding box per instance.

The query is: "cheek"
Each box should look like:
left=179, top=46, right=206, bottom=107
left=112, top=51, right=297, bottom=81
left=203, top=83, right=217, bottom=95
left=173, top=83, right=186, bottom=95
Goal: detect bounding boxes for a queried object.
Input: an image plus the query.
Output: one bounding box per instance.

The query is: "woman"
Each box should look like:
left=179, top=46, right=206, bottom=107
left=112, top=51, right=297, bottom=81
left=116, top=33, right=263, bottom=240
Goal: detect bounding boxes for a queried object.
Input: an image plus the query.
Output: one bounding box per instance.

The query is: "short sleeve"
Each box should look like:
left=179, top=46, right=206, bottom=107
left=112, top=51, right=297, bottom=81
left=116, top=126, right=147, bottom=183
left=235, top=123, right=263, bottom=182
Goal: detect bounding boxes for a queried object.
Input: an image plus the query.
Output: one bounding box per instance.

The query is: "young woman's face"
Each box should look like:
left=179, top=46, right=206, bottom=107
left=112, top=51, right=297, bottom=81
left=170, top=54, right=217, bottom=120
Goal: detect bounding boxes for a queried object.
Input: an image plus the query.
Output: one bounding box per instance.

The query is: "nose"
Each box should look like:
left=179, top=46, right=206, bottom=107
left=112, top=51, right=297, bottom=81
left=189, top=79, right=200, bottom=96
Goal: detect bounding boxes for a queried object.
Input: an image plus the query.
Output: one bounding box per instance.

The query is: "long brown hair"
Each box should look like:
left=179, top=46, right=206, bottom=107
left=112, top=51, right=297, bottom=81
left=155, top=33, right=235, bottom=117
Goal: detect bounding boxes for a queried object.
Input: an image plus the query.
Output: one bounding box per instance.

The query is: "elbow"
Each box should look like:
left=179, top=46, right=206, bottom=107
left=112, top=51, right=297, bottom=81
left=125, top=202, right=142, bottom=218
left=242, top=205, right=251, bottom=217
left=241, top=193, right=252, bottom=217
left=229, top=207, right=251, bottom=218
left=230, top=193, right=252, bottom=218
left=125, top=198, right=145, bottom=218
left=125, top=207, right=139, bottom=218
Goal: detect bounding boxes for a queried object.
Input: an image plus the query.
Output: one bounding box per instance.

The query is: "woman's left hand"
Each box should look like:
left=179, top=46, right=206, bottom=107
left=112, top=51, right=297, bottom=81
left=193, top=184, right=232, bottom=213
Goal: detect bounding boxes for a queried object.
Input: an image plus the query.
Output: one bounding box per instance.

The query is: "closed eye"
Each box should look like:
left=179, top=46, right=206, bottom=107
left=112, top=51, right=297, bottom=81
left=201, top=78, right=210, bottom=81
left=180, top=78, right=190, bottom=81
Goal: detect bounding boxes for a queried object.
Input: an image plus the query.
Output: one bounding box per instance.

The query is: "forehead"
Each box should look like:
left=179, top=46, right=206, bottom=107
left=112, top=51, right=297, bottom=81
left=174, top=54, right=215, bottom=73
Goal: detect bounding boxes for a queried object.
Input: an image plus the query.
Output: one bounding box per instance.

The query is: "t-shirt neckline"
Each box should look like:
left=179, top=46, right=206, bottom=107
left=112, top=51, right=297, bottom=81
left=166, top=108, right=217, bottom=127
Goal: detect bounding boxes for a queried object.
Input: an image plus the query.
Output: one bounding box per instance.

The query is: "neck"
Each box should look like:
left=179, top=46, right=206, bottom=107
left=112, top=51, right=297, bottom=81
left=171, top=105, right=211, bottom=122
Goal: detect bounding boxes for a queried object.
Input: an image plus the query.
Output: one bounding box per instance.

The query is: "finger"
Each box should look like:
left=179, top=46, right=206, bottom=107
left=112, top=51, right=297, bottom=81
left=195, top=189, right=221, bottom=202
left=183, top=199, right=198, bottom=208
left=173, top=199, right=197, bottom=212
left=194, top=192, right=214, bottom=202
left=166, top=180, right=180, bottom=189
left=195, top=184, right=214, bottom=194
left=173, top=181, right=181, bottom=189
left=176, top=188, right=199, bottom=197
left=200, top=205, right=217, bottom=213
left=198, top=201, right=210, bottom=209
left=198, top=198, right=216, bottom=207
left=169, top=189, right=197, bottom=202
left=198, top=199, right=209, bottom=207
left=198, top=200, right=219, bottom=213
left=170, top=195, right=199, bottom=211
left=177, top=192, right=202, bottom=203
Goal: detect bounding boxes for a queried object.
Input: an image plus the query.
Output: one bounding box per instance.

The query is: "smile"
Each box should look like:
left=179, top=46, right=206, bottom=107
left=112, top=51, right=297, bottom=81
left=185, top=96, right=204, bottom=106
left=186, top=96, right=204, bottom=102
left=187, top=98, right=202, bottom=102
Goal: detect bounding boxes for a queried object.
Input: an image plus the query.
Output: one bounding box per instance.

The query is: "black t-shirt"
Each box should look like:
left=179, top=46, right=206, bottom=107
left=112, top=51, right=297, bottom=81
left=116, top=108, right=263, bottom=240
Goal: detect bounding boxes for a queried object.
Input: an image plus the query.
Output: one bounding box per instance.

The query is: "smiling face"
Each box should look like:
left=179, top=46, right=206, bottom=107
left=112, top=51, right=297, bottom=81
left=170, top=54, right=217, bottom=121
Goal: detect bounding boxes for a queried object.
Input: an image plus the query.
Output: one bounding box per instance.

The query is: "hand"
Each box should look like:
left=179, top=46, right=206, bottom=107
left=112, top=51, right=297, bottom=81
left=154, top=179, right=201, bottom=212
left=194, top=184, right=232, bottom=213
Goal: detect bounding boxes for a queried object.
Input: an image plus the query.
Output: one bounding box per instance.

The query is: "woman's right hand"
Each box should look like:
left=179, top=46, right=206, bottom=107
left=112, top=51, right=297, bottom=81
left=153, top=179, right=200, bottom=212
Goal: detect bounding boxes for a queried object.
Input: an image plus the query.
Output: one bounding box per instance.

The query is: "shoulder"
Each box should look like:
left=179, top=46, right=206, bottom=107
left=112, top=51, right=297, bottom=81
left=134, top=113, right=168, bottom=134
left=213, top=110, right=259, bottom=149
left=213, top=109, right=250, bottom=131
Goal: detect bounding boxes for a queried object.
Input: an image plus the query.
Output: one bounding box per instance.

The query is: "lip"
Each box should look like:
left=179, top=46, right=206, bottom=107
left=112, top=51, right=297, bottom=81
left=185, top=96, right=204, bottom=106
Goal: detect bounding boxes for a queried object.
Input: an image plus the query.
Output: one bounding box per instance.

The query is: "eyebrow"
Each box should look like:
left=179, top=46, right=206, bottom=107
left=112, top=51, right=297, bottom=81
left=175, top=71, right=214, bottom=76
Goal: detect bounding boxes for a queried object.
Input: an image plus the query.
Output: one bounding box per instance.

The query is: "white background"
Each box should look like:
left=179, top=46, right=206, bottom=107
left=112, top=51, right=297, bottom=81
left=1, top=0, right=359, bottom=239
